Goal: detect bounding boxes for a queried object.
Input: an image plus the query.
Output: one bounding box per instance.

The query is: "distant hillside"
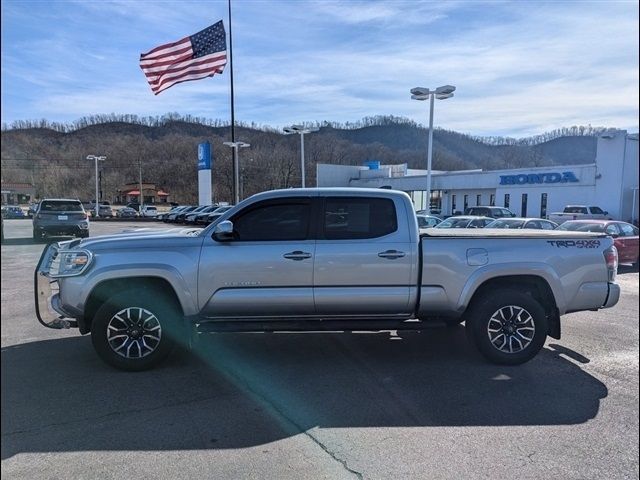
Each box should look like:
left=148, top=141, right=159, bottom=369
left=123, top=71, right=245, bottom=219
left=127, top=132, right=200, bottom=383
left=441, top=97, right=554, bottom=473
left=1, top=115, right=602, bottom=203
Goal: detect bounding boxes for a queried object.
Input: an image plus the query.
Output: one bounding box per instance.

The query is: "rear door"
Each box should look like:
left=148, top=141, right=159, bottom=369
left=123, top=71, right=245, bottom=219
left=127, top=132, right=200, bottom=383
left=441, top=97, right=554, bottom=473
left=313, top=196, right=416, bottom=316
left=198, top=197, right=316, bottom=318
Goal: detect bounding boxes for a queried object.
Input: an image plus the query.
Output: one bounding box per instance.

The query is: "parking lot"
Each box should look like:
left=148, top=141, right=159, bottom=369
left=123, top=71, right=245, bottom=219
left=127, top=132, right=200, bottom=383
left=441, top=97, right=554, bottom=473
left=1, top=219, right=638, bottom=479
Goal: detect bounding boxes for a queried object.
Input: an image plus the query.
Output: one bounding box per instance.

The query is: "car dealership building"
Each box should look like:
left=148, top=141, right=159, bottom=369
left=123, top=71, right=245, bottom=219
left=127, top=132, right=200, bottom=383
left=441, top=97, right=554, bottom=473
left=317, top=130, right=639, bottom=223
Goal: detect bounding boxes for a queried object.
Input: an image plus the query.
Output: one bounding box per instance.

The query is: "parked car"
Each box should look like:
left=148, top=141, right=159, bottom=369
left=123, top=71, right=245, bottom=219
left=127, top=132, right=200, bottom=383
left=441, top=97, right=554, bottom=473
left=126, top=202, right=141, bottom=213
left=166, top=206, right=196, bottom=223
left=416, top=208, right=442, bottom=216
left=435, top=216, right=494, bottom=229
left=1, top=206, right=26, bottom=219
left=28, top=202, right=39, bottom=218
left=486, top=218, right=558, bottom=230
left=176, top=205, right=206, bottom=223
left=156, top=205, right=182, bottom=221
left=464, top=206, right=516, bottom=218
left=116, top=207, right=139, bottom=218
left=34, top=188, right=620, bottom=371
left=141, top=205, right=158, bottom=217
left=558, top=220, right=639, bottom=266
left=85, top=202, right=113, bottom=218
left=185, top=205, right=219, bottom=224
left=416, top=214, right=442, bottom=228
left=198, top=206, right=234, bottom=225
left=33, top=198, right=89, bottom=239
left=548, top=205, right=612, bottom=225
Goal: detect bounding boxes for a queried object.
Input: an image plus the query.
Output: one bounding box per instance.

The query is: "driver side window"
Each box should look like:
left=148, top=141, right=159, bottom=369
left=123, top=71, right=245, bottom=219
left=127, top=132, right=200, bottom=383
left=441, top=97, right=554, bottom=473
left=231, top=200, right=311, bottom=241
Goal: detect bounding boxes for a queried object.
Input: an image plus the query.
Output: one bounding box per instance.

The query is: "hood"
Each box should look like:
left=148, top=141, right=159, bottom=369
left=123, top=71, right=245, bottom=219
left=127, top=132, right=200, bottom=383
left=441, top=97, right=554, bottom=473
left=68, top=227, right=204, bottom=251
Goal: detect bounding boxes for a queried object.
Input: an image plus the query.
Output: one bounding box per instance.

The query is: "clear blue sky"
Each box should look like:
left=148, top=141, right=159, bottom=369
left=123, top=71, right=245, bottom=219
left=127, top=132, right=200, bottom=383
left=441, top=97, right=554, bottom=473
left=1, top=0, right=638, bottom=137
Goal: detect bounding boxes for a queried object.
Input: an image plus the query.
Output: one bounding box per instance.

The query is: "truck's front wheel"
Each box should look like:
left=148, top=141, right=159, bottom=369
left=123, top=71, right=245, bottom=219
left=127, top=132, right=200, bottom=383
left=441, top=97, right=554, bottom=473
left=465, top=289, right=548, bottom=365
left=91, top=290, right=180, bottom=371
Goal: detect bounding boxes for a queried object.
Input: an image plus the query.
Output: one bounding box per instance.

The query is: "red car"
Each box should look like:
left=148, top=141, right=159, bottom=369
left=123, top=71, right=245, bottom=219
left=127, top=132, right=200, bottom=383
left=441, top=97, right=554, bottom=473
left=558, top=220, right=639, bottom=266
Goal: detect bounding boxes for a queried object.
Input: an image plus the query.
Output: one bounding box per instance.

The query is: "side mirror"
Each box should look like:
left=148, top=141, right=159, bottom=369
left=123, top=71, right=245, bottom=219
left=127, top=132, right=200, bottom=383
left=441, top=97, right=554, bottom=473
left=604, top=211, right=609, bottom=215
left=213, top=220, right=234, bottom=241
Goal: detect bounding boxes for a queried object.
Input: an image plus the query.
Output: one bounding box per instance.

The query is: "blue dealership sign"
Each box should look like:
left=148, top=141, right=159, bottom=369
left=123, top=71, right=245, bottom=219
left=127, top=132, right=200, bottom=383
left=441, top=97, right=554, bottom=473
left=499, top=171, right=579, bottom=185
left=198, top=141, right=212, bottom=170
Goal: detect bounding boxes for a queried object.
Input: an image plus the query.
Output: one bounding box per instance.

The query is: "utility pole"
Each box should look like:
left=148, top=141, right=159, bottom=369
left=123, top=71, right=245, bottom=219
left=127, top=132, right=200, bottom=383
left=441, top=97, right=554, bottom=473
left=86, top=155, right=106, bottom=217
left=139, top=159, right=143, bottom=212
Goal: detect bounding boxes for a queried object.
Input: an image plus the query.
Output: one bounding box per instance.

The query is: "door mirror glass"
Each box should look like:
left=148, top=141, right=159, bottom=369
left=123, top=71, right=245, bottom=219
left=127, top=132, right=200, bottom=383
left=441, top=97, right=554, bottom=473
left=213, top=220, right=234, bottom=241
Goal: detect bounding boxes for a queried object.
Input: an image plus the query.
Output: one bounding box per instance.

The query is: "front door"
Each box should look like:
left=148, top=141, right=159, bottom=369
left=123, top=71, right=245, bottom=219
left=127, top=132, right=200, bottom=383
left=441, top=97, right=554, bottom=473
left=198, top=198, right=315, bottom=318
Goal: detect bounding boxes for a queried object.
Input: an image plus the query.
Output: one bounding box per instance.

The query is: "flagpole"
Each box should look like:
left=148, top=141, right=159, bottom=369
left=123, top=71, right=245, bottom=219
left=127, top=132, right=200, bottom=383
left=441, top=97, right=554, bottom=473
left=228, top=0, right=238, bottom=204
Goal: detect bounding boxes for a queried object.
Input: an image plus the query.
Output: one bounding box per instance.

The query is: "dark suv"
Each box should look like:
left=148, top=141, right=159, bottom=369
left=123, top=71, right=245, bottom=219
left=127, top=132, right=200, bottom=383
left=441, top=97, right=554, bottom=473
left=33, top=199, right=89, bottom=239
left=464, top=206, right=516, bottom=218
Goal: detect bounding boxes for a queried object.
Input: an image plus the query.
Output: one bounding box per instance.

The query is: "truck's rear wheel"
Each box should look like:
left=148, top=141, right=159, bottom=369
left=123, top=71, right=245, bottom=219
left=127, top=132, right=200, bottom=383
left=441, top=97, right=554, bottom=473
left=91, top=289, right=180, bottom=371
left=465, top=289, right=548, bottom=365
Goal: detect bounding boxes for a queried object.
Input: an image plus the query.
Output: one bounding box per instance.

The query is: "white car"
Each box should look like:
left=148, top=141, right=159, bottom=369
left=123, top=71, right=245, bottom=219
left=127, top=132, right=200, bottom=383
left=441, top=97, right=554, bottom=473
left=140, top=205, right=158, bottom=217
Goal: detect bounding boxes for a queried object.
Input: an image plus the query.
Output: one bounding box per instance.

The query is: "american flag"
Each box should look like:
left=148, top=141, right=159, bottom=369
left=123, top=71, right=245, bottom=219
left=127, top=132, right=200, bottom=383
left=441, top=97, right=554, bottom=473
left=140, top=21, right=227, bottom=95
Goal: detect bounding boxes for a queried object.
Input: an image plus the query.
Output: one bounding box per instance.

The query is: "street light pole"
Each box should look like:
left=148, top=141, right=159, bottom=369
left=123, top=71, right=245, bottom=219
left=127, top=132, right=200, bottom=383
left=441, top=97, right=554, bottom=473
left=283, top=125, right=318, bottom=188
left=410, top=85, right=455, bottom=214
left=86, top=155, right=106, bottom=218
left=223, top=141, right=250, bottom=204
left=426, top=93, right=435, bottom=214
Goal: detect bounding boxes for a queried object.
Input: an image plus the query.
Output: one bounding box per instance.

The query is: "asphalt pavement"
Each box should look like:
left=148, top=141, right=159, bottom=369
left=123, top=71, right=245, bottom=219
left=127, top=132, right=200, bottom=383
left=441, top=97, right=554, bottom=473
left=1, top=219, right=638, bottom=479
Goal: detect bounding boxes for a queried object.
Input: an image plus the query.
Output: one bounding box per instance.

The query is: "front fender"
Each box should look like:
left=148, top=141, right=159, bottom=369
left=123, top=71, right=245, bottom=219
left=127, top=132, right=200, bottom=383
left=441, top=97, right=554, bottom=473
left=60, top=263, right=199, bottom=317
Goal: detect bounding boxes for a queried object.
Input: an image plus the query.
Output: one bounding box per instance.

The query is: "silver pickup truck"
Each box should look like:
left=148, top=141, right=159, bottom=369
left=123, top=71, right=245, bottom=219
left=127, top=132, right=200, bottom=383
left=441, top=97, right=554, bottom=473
left=35, top=188, right=621, bottom=371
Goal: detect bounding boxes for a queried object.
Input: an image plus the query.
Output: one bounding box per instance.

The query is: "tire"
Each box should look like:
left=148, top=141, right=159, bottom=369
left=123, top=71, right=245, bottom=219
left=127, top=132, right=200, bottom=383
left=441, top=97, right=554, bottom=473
left=91, top=289, right=182, bottom=371
left=465, top=289, right=548, bottom=365
left=33, top=229, right=43, bottom=241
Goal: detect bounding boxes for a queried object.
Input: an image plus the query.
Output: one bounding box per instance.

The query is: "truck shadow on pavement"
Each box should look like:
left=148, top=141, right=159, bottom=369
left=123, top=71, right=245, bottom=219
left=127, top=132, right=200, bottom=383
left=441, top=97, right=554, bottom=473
left=1, top=326, right=607, bottom=459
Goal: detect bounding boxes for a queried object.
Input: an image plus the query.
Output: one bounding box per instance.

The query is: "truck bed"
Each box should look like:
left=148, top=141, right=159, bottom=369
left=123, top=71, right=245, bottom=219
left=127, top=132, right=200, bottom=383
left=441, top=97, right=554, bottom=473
left=420, top=228, right=608, bottom=239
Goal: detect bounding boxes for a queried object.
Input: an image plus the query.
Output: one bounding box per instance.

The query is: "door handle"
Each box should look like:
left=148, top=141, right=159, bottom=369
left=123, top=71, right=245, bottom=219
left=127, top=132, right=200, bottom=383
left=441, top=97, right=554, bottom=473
left=378, top=249, right=406, bottom=259
left=283, top=251, right=312, bottom=261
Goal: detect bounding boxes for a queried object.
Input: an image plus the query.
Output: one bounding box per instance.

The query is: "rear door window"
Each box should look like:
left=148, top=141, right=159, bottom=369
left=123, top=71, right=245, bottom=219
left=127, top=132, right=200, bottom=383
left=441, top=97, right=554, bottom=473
left=618, top=223, right=637, bottom=237
left=324, top=197, right=397, bottom=239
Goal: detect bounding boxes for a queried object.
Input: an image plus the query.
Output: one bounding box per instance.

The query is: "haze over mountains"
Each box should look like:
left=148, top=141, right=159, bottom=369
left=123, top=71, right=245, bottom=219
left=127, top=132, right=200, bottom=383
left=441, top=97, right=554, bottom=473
left=1, top=115, right=606, bottom=203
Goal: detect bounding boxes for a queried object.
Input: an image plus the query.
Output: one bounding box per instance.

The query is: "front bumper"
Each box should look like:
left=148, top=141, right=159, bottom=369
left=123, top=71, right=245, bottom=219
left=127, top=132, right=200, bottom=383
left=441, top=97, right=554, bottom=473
left=35, top=222, right=89, bottom=236
left=34, top=245, right=78, bottom=329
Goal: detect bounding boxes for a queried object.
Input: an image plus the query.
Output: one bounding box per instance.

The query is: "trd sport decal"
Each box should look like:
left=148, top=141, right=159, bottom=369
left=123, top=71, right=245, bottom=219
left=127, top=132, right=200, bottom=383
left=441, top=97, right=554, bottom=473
left=547, top=240, right=601, bottom=248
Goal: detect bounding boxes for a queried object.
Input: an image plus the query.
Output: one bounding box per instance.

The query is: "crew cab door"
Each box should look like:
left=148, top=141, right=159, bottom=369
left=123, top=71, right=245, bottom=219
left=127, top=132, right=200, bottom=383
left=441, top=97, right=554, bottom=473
left=198, top=197, right=316, bottom=318
left=313, top=196, right=416, bottom=316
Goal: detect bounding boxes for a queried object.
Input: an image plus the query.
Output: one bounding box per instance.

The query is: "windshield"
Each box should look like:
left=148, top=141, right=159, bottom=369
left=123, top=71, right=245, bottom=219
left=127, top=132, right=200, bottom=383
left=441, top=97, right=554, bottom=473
left=558, top=222, right=605, bottom=232
left=39, top=201, right=83, bottom=212
left=486, top=219, right=525, bottom=229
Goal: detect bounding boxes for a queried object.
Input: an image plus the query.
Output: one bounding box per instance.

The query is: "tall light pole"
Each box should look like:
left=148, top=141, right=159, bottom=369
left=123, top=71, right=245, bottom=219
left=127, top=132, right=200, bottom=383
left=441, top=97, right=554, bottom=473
left=223, top=141, right=250, bottom=204
left=283, top=125, right=318, bottom=188
left=86, top=155, right=106, bottom=218
left=410, top=85, right=455, bottom=213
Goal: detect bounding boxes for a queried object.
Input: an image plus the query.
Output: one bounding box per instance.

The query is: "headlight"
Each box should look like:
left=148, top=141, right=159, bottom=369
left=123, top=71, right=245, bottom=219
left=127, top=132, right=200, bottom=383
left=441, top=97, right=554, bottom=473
left=49, top=250, right=93, bottom=277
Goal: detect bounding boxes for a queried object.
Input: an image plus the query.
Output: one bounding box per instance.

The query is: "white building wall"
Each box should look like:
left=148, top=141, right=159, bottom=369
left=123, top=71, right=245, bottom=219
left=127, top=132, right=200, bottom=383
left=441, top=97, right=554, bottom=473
left=316, top=164, right=366, bottom=187
left=316, top=131, right=638, bottom=220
